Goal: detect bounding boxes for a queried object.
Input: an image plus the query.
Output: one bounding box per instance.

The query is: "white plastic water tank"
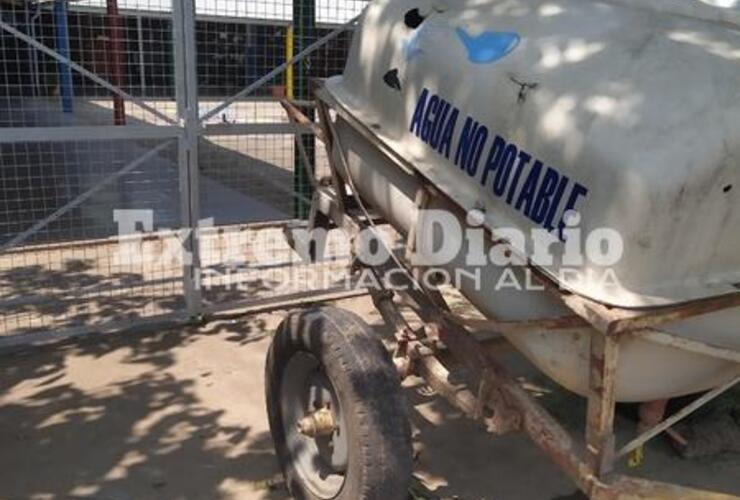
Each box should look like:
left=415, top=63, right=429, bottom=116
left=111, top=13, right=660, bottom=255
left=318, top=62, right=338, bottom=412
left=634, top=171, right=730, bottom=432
left=324, top=0, right=740, bottom=401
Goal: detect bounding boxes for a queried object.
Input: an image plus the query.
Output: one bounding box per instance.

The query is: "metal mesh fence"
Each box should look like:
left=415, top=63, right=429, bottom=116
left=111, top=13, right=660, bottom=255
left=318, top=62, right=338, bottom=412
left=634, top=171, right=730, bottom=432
left=0, top=2, right=178, bottom=125
left=0, top=138, right=186, bottom=335
left=193, top=0, right=364, bottom=309
left=0, top=0, right=366, bottom=343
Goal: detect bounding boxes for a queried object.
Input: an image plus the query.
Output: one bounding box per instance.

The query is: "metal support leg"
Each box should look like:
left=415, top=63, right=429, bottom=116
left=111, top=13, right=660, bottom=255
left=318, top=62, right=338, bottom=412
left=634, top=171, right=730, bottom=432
left=617, top=375, right=740, bottom=460
left=137, top=16, right=146, bottom=95
left=586, top=332, right=620, bottom=479
left=285, top=26, right=295, bottom=98
left=292, top=0, right=317, bottom=219
left=30, top=3, right=42, bottom=96
left=23, top=2, right=35, bottom=97
left=53, top=0, right=73, bottom=113
left=106, top=0, right=126, bottom=125
left=173, top=0, right=203, bottom=318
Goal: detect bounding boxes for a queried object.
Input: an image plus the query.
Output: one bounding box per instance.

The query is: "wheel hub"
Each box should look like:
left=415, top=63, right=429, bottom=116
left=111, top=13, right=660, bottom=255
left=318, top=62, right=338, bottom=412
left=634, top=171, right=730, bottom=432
left=280, top=352, right=348, bottom=498
left=297, top=405, right=337, bottom=438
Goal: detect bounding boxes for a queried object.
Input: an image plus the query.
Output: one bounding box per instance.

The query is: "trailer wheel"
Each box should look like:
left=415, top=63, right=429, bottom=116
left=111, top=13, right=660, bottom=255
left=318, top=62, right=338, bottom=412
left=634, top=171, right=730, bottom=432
left=265, top=306, right=412, bottom=500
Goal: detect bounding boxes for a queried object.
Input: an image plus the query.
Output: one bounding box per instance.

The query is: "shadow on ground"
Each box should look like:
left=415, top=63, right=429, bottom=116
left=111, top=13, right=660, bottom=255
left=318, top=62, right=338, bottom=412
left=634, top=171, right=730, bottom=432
left=1, top=296, right=738, bottom=500
left=0, top=254, right=331, bottom=339
left=0, top=310, right=289, bottom=500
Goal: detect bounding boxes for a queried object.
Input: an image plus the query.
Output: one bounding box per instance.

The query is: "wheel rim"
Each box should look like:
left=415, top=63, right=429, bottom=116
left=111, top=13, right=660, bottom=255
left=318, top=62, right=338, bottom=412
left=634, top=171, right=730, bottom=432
left=280, top=352, right=348, bottom=499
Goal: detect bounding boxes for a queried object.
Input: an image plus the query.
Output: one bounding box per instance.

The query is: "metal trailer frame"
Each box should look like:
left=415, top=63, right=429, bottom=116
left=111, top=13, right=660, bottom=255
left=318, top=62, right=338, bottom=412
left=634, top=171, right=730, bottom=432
left=280, top=83, right=740, bottom=500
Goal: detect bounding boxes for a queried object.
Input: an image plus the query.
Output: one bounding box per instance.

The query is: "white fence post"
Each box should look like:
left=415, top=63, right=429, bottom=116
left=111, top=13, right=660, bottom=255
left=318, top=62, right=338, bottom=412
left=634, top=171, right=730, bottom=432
left=173, top=0, right=203, bottom=318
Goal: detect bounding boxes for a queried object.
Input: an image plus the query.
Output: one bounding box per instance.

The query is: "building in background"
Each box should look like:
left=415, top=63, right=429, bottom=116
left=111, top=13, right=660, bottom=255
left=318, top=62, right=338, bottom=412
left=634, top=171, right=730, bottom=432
left=1, top=0, right=360, bottom=99
left=0, top=0, right=363, bottom=245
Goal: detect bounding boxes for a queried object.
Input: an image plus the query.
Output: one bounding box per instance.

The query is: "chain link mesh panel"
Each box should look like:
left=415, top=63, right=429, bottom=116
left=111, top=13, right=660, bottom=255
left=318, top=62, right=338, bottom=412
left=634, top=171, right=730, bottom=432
left=0, top=0, right=367, bottom=341
left=192, top=0, right=366, bottom=310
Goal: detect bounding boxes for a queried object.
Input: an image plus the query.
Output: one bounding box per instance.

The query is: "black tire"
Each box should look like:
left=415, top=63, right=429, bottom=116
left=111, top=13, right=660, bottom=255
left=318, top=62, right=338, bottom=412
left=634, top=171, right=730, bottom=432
left=265, top=306, right=412, bottom=500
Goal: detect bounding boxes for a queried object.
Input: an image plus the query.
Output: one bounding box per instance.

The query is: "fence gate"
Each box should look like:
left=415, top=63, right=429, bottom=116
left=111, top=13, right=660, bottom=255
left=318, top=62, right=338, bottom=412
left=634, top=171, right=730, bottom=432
left=0, top=0, right=366, bottom=348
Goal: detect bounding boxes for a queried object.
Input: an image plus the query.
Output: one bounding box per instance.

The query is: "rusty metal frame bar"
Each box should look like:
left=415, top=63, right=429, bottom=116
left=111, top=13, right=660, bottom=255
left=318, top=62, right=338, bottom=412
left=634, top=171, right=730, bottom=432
left=585, top=331, right=620, bottom=476
left=615, top=374, right=740, bottom=460
left=288, top=84, right=740, bottom=499
left=634, top=328, right=740, bottom=364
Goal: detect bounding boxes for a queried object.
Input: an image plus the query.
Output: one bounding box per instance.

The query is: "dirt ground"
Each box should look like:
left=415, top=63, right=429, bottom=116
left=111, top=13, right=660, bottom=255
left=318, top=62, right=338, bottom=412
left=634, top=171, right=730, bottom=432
left=1, top=295, right=739, bottom=500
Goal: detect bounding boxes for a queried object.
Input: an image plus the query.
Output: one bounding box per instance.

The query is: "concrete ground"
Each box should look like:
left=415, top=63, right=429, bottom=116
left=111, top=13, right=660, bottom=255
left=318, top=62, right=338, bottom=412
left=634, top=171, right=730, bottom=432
left=1, top=295, right=739, bottom=500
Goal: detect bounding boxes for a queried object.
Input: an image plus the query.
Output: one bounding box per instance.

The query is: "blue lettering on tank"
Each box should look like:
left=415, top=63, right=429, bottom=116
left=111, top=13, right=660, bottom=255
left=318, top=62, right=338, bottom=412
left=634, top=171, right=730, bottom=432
left=480, top=135, right=506, bottom=187
left=515, top=160, right=543, bottom=217
left=557, top=183, right=589, bottom=240
left=407, top=88, right=589, bottom=240
left=506, top=151, right=531, bottom=205
left=455, top=118, right=488, bottom=176
left=493, top=144, right=518, bottom=197
left=545, top=175, right=569, bottom=231
left=421, top=95, right=440, bottom=142
left=430, top=101, right=450, bottom=149
left=437, top=107, right=458, bottom=159
left=531, top=167, right=561, bottom=224
left=410, top=88, right=429, bottom=136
